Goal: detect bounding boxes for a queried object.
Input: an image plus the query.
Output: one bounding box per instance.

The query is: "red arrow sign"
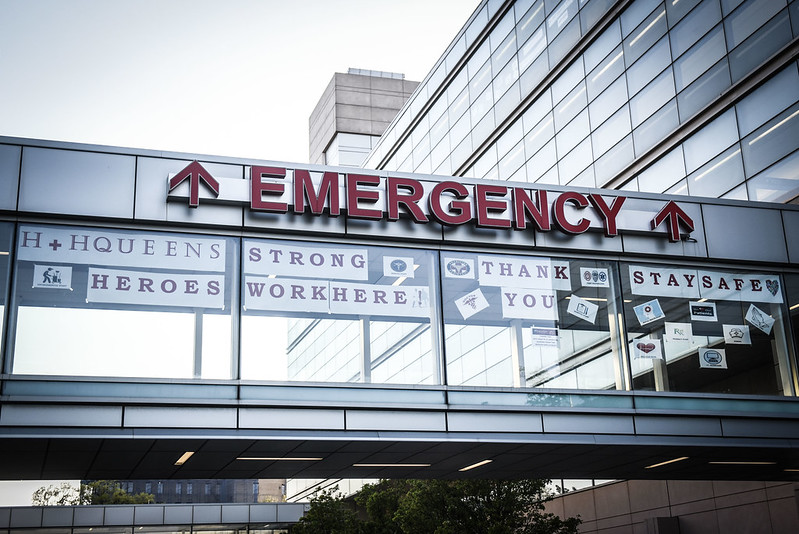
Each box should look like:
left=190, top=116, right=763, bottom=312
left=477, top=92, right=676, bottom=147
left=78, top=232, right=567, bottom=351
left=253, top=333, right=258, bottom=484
left=651, top=201, right=694, bottom=242
left=168, top=161, right=220, bottom=207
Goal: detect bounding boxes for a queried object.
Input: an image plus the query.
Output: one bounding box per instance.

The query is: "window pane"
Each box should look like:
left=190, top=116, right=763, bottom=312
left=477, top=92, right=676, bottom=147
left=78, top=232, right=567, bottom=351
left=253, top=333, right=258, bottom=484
left=736, top=63, right=799, bottom=136
left=622, top=263, right=794, bottom=396
left=673, top=25, right=726, bottom=92
left=742, top=103, right=799, bottom=176
left=587, top=46, right=625, bottom=101
left=623, top=6, right=667, bottom=65
left=11, top=225, right=236, bottom=379
left=556, top=109, right=590, bottom=156
left=729, top=11, right=792, bottom=82
left=668, top=0, right=721, bottom=59
left=630, top=69, right=676, bottom=128
left=626, top=36, right=671, bottom=97
left=746, top=149, right=799, bottom=202
left=584, top=19, right=621, bottom=72
left=677, top=59, right=731, bottom=121
left=589, top=74, right=628, bottom=127
left=595, top=134, right=635, bottom=186
left=0, top=223, right=13, bottom=360
left=725, top=0, right=786, bottom=49
left=558, top=137, right=594, bottom=183
left=633, top=99, right=679, bottom=155
left=442, top=253, right=624, bottom=390
left=592, top=105, right=632, bottom=158
left=686, top=145, right=745, bottom=198
left=240, top=239, right=440, bottom=385
left=637, top=146, right=686, bottom=193
left=682, top=109, right=739, bottom=173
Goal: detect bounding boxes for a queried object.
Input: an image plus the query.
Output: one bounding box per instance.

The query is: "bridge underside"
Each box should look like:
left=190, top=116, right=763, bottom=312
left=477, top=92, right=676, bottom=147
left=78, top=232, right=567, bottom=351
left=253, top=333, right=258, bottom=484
left=1, top=428, right=798, bottom=482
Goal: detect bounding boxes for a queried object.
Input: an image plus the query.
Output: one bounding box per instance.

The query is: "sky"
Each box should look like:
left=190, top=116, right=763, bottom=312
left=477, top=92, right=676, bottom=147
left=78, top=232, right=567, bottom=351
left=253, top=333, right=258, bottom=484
left=0, top=0, right=479, bottom=506
left=0, top=0, right=479, bottom=165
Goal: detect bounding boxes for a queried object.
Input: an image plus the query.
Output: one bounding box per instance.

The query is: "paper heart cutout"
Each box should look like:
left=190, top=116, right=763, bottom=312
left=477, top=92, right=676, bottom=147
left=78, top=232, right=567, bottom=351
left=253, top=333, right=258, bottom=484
left=636, top=342, right=656, bottom=354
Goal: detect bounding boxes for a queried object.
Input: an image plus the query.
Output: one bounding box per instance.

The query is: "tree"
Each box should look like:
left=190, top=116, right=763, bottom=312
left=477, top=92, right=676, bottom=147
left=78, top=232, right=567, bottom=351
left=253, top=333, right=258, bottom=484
left=294, top=479, right=580, bottom=534
left=292, top=486, right=360, bottom=534
left=32, top=480, right=154, bottom=506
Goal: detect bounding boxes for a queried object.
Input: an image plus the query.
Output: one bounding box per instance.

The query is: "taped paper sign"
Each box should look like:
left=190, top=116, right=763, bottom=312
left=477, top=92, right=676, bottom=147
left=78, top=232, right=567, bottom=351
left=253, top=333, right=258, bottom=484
left=745, top=304, right=775, bottom=335
left=244, top=240, right=368, bottom=280
left=664, top=322, right=692, bottom=343
left=19, top=225, right=227, bottom=272
left=580, top=267, right=610, bottom=288
left=629, top=265, right=782, bottom=303
left=699, top=347, right=727, bottom=369
left=501, top=288, right=558, bottom=320
left=531, top=327, right=559, bottom=347
left=443, top=257, right=475, bottom=279
left=244, top=276, right=430, bottom=317
left=33, top=264, right=72, bottom=290
left=455, top=288, right=490, bottom=320
left=631, top=338, right=663, bottom=359
left=477, top=255, right=571, bottom=290
left=689, top=301, right=717, bottom=322
left=567, top=295, right=598, bottom=324
left=723, top=324, right=751, bottom=345
left=383, top=256, right=415, bottom=278
left=633, top=299, right=665, bottom=326
left=87, top=268, right=224, bottom=309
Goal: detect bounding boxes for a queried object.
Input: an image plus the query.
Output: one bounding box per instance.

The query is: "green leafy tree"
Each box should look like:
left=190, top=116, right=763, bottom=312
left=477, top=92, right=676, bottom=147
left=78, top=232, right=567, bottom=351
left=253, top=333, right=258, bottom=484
left=294, top=479, right=580, bottom=534
left=80, top=480, right=154, bottom=504
left=292, top=487, right=360, bottom=534
left=32, top=480, right=154, bottom=506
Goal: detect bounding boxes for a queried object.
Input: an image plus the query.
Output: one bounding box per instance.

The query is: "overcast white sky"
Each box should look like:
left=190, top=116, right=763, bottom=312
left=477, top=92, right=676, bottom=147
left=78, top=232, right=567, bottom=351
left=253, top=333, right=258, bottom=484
left=0, top=0, right=479, bottom=164
left=0, top=0, right=478, bottom=506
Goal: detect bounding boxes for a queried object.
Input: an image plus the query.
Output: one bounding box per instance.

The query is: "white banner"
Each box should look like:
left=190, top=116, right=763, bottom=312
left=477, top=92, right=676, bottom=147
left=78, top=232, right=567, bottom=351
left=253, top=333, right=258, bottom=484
left=697, top=271, right=783, bottom=303
left=500, top=288, right=558, bottom=320
left=243, top=276, right=430, bottom=318
left=33, top=264, right=72, bottom=290
left=455, top=288, right=489, bottom=319
left=244, top=240, right=368, bottom=280
left=628, top=265, right=701, bottom=299
left=477, top=255, right=571, bottom=290
left=86, top=268, right=225, bottom=308
left=19, top=226, right=227, bottom=272
left=244, top=277, right=330, bottom=314
left=629, top=265, right=783, bottom=303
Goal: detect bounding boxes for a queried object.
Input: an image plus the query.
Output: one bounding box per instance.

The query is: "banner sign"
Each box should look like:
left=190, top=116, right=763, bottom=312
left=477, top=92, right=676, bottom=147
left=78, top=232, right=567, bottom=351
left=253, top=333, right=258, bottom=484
left=244, top=276, right=430, bottom=318
left=87, top=268, right=224, bottom=308
left=244, top=241, right=368, bottom=280
left=501, top=288, right=558, bottom=320
left=19, top=226, right=226, bottom=272
left=477, top=255, right=571, bottom=290
left=629, top=265, right=783, bottom=303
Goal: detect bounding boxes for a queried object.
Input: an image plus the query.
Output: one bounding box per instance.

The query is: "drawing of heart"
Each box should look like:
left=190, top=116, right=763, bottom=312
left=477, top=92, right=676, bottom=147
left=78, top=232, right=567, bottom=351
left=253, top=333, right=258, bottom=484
left=766, top=279, right=779, bottom=296
left=636, top=342, right=656, bottom=353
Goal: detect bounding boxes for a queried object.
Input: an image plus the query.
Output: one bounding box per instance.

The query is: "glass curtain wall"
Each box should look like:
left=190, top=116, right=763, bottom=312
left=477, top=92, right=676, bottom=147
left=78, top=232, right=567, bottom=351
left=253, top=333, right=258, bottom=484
left=7, top=224, right=237, bottom=379
left=2, top=222, right=797, bottom=398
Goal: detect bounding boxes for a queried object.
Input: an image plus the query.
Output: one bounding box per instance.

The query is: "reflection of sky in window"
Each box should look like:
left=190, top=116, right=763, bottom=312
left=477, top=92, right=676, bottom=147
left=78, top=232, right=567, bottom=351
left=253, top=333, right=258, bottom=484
left=14, top=308, right=210, bottom=378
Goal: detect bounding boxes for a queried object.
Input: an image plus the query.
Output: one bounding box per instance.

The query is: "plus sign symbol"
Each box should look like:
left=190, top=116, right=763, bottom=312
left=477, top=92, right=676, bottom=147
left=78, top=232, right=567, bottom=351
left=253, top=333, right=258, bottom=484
left=48, top=240, right=62, bottom=251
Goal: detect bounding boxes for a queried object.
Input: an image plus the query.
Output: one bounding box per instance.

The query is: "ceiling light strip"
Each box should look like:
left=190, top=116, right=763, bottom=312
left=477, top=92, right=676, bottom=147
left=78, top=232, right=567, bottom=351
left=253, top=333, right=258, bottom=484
left=459, top=459, right=493, bottom=472
left=644, top=456, right=688, bottom=469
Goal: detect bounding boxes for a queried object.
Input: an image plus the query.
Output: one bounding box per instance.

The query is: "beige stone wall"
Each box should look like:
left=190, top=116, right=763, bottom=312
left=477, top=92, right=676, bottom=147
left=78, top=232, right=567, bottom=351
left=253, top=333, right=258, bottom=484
left=308, top=72, right=418, bottom=165
left=545, top=480, right=799, bottom=534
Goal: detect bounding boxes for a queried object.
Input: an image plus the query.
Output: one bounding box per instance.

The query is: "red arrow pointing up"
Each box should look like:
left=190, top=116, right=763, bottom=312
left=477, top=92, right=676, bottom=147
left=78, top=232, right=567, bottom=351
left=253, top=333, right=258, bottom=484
left=168, top=161, right=220, bottom=207
left=651, top=201, right=694, bottom=242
